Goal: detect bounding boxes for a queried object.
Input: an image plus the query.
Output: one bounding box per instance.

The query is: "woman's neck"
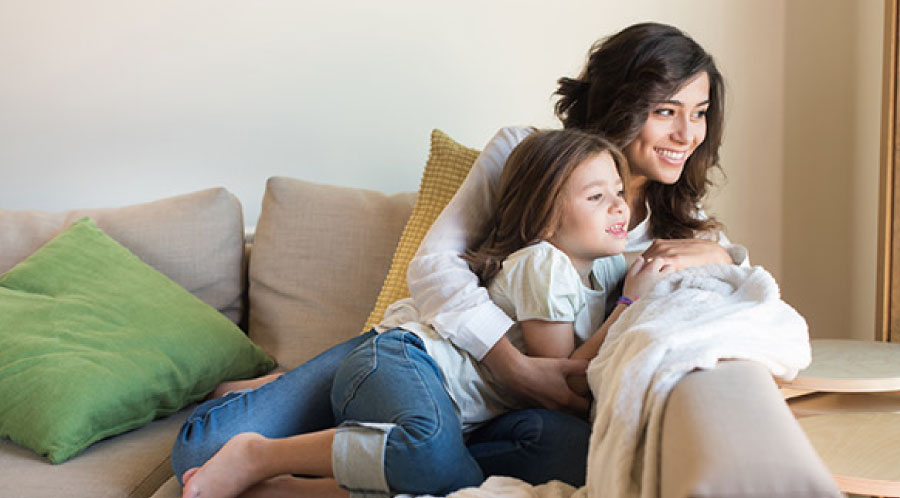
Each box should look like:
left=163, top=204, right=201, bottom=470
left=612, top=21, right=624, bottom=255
left=627, top=176, right=649, bottom=231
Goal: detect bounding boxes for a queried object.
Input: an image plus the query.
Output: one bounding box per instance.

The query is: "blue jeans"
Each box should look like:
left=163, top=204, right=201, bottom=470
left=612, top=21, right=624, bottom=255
left=171, top=329, right=590, bottom=493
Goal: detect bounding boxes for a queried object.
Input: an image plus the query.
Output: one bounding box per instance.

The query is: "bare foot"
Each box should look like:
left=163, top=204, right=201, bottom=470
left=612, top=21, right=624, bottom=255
left=209, top=373, right=283, bottom=399
left=181, top=433, right=268, bottom=498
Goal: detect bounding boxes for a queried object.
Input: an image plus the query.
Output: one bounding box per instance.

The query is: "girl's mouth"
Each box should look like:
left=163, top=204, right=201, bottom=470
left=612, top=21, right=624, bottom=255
left=606, top=222, right=628, bottom=239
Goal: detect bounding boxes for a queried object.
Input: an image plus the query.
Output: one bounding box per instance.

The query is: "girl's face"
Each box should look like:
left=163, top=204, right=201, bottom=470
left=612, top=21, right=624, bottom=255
left=623, top=71, right=710, bottom=186
left=548, top=151, right=629, bottom=270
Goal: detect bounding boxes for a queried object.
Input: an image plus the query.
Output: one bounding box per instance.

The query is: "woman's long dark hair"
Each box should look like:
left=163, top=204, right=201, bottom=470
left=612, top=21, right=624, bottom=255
left=554, top=22, right=724, bottom=239
left=464, top=129, right=629, bottom=286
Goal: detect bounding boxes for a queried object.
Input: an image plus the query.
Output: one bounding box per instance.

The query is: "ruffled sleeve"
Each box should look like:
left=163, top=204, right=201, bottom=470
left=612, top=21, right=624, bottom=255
left=488, top=242, right=584, bottom=323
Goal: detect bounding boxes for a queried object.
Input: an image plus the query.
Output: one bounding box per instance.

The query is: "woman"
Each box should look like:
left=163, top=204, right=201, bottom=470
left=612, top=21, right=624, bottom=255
left=416, top=22, right=744, bottom=415
left=171, top=21, right=746, bottom=498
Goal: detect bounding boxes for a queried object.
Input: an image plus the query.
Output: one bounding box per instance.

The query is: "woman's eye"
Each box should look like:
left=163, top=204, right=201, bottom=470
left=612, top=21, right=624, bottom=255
left=617, top=190, right=626, bottom=197
left=588, top=193, right=602, bottom=201
left=692, top=109, right=708, bottom=119
left=654, top=108, right=675, bottom=117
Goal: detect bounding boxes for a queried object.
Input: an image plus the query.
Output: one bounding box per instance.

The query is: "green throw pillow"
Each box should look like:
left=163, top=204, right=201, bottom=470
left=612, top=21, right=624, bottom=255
left=0, top=218, right=275, bottom=463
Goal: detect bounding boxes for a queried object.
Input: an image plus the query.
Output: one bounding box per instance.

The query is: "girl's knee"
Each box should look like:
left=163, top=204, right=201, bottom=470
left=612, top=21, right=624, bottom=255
left=170, top=418, right=230, bottom=483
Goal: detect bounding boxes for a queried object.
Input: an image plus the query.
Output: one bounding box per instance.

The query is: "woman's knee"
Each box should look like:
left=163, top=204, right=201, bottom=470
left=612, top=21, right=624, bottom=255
left=516, top=409, right=591, bottom=451
left=383, top=425, right=483, bottom=495
left=469, top=409, right=590, bottom=487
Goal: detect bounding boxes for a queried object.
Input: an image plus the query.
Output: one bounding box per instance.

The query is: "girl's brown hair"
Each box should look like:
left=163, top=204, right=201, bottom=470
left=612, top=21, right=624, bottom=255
left=554, top=22, right=724, bottom=239
left=464, top=129, right=629, bottom=286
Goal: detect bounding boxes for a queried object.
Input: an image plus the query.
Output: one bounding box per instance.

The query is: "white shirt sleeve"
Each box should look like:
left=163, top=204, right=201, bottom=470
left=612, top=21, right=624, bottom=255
left=406, top=126, right=534, bottom=360
left=695, top=207, right=751, bottom=267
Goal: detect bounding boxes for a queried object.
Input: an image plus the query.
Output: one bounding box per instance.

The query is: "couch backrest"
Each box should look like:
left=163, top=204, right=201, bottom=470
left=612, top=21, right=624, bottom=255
left=248, top=177, right=415, bottom=369
left=0, top=188, right=246, bottom=323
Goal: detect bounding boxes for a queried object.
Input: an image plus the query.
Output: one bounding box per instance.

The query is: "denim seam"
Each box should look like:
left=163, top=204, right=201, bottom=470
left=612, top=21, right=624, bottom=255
left=337, top=330, right=446, bottom=451
left=189, top=389, right=253, bottom=424
left=337, top=333, right=382, bottom=414
left=396, top=332, right=444, bottom=450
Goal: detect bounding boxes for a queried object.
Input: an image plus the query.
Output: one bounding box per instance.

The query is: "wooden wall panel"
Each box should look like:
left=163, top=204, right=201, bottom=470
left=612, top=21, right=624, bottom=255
left=883, top=0, right=899, bottom=342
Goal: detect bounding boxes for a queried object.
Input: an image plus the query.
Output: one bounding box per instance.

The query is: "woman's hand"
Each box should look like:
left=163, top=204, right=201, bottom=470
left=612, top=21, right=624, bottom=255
left=622, top=256, right=677, bottom=300
left=640, top=238, right=731, bottom=271
left=481, top=337, right=590, bottom=416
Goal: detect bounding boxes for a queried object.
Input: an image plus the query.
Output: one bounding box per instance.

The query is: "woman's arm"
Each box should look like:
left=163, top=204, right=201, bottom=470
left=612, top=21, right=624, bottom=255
left=479, top=338, right=591, bottom=413
left=407, top=127, right=531, bottom=359
left=640, top=238, right=732, bottom=270
left=635, top=207, right=750, bottom=269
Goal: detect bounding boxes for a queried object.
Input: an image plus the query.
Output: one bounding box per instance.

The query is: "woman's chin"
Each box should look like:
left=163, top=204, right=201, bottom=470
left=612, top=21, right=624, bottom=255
left=652, top=168, right=684, bottom=185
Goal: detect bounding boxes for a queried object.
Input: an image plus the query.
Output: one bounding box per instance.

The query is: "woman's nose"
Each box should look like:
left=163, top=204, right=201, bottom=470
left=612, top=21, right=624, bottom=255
left=671, top=113, right=703, bottom=145
left=670, top=115, right=690, bottom=144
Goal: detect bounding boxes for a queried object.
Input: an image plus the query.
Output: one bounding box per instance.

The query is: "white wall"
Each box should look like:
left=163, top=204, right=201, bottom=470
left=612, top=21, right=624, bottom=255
left=0, top=1, right=886, bottom=339
left=0, top=1, right=784, bottom=244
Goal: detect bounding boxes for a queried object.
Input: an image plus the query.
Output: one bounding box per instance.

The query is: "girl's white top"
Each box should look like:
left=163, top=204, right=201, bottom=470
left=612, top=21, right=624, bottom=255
left=490, top=241, right=626, bottom=353
left=380, top=241, right=626, bottom=428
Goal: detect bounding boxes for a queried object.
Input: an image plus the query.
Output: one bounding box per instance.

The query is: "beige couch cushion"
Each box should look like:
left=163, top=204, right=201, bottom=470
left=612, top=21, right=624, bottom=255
left=0, top=188, right=245, bottom=323
left=660, top=360, right=842, bottom=498
left=148, top=477, right=181, bottom=498
left=248, top=177, right=415, bottom=368
left=0, top=408, right=191, bottom=498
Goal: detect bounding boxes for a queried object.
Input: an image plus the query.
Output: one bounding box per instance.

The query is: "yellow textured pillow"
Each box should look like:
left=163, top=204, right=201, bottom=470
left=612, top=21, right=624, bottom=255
left=362, top=129, right=481, bottom=332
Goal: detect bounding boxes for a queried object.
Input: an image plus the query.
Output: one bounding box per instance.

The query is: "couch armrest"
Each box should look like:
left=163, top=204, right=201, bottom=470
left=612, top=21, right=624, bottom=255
left=659, top=360, right=842, bottom=498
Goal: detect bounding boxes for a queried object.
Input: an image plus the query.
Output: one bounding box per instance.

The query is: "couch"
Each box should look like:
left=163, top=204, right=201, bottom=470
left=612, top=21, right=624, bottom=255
left=0, top=175, right=842, bottom=498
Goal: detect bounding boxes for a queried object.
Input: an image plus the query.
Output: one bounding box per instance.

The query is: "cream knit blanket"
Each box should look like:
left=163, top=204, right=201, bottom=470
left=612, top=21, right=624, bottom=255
left=584, top=264, right=811, bottom=498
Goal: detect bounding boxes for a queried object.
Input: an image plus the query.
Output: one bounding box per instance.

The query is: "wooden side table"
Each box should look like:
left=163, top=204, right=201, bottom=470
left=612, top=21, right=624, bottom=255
left=782, top=339, right=900, bottom=497
left=798, top=413, right=900, bottom=496
left=783, top=339, right=900, bottom=392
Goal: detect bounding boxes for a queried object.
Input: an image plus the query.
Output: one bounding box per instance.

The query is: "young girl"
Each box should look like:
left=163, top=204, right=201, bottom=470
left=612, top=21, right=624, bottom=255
left=179, top=129, right=674, bottom=498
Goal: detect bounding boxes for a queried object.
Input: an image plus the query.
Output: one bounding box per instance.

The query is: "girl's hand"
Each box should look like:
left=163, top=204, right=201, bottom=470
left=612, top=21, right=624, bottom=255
left=622, top=256, right=676, bottom=300
left=640, top=238, right=731, bottom=270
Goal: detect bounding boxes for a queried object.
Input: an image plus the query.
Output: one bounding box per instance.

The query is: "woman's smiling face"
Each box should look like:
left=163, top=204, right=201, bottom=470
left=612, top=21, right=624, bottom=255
left=623, top=71, right=710, bottom=186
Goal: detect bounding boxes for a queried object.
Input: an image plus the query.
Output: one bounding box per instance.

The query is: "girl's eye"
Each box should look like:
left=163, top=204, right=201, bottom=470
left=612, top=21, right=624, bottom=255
left=692, top=108, right=708, bottom=119
left=617, top=190, right=626, bottom=198
left=587, top=193, right=602, bottom=201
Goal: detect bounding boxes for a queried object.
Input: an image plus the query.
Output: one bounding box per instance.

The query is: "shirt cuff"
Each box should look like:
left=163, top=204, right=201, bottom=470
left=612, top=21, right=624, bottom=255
left=725, top=244, right=750, bottom=267
left=435, top=302, right=514, bottom=361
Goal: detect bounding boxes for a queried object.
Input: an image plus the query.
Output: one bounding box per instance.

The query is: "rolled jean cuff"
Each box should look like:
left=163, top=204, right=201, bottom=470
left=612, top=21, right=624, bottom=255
left=333, top=421, right=395, bottom=497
